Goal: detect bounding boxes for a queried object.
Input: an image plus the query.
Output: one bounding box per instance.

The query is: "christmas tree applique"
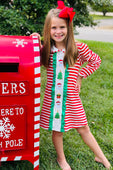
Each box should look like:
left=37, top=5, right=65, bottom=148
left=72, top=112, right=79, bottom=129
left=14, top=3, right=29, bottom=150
left=55, top=111, right=60, bottom=119
left=57, top=71, right=63, bottom=80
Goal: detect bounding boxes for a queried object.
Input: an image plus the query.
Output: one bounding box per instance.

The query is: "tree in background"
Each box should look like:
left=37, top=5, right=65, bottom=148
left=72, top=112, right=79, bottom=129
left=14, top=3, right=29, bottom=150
left=90, top=0, right=113, bottom=16
left=0, top=0, right=95, bottom=36
left=66, top=0, right=95, bottom=27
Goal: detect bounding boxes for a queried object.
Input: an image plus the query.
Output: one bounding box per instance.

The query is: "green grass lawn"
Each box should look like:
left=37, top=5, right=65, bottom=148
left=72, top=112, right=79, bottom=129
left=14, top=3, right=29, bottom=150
left=1, top=40, right=113, bottom=170
left=90, top=14, right=113, bottom=20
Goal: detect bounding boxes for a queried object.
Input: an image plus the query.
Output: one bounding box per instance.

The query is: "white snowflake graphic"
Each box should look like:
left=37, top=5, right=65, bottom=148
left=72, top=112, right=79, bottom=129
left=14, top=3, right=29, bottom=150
left=0, top=117, right=15, bottom=139
left=12, top=39, right=28, bottom=47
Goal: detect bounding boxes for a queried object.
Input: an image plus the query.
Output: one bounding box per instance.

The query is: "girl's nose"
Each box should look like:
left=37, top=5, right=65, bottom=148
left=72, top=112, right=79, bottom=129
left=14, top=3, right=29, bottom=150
left=56, top=28, right=61, bottom=33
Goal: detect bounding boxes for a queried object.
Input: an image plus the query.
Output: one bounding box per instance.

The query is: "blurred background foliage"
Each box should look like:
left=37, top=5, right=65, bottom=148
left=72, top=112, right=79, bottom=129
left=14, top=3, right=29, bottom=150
left=0, top=0, right=95, bottom=36
left=0, top=0, right=112, bottom=35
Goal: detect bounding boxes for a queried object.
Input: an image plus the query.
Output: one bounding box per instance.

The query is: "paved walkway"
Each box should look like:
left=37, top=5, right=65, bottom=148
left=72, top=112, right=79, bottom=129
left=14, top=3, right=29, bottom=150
left=75, top=18, right=113, bottom=43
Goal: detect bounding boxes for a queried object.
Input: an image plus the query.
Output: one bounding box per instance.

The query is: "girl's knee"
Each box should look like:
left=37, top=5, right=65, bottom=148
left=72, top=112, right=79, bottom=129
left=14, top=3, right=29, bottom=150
left=52, top=131, right=63, bottom=137
left=76, top=125, right=90, bottom=135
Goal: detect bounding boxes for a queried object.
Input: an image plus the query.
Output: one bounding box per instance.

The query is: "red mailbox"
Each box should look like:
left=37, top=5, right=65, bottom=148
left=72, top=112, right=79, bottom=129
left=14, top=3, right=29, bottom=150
left=0, top=35, right=40, bottom=169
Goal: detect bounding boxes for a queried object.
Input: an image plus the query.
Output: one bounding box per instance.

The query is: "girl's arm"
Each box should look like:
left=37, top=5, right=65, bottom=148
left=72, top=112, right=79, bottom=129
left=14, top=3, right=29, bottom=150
left=76, top=43, right=101, bottom=93
left=78, top=43, right=101, bottom=78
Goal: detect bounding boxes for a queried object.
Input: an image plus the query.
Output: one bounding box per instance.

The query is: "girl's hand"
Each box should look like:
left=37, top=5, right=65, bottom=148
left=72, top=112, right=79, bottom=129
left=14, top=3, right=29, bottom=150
left=76, top=75, right=83, bottom=93
left=30, top=32, right=42, bottom=48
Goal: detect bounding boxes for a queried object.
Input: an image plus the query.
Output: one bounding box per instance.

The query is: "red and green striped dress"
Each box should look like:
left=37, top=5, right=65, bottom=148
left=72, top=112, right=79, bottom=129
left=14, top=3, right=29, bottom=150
left=40, top=43, right=101, bottom=132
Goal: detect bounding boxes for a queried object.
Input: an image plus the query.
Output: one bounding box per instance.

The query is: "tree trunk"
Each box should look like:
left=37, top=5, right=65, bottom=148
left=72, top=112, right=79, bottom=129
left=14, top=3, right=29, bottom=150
left=103, top=11, right=107, bottom=16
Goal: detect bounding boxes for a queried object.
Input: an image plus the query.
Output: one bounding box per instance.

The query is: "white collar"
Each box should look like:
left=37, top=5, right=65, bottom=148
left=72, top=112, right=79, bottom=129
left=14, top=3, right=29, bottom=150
left=51, top=46, right=65, bottom=53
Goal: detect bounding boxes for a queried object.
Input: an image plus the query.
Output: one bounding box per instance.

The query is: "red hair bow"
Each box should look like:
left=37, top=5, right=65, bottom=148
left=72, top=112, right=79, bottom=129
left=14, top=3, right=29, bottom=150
left=57, top=1, right=75, bottom=22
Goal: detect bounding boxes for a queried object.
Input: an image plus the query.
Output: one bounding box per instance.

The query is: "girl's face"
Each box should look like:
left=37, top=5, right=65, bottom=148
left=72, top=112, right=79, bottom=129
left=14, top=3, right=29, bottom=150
left=50, top=17, right=67, bottom=48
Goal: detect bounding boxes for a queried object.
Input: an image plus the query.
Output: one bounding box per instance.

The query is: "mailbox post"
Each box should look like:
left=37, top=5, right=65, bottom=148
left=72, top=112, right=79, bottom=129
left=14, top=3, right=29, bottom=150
left=0, top=35, right=40, bottom=169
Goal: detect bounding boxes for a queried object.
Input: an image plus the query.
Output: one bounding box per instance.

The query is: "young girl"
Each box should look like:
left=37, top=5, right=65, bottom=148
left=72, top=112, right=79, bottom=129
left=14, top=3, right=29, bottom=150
left=31, top=1, right=111, bottom=169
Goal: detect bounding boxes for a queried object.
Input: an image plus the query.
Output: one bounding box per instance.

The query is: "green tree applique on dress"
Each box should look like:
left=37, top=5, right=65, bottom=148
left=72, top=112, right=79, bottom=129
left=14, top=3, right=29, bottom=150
left=57, top=71, right=63, bottom=80
left=55, top=111, right=60, bottom=119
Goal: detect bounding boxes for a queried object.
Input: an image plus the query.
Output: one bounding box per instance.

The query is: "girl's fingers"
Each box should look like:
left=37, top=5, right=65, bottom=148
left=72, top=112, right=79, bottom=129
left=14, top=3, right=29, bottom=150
left=30, top=33, right=42, bottom=48
left=30, top=32, right=40, bottom=37
left=76, top=84, right=80, bottom=93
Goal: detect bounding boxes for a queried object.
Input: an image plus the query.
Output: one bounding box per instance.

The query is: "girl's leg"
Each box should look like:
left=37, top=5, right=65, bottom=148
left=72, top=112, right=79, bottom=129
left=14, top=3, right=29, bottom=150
left=76, top=125, right=111, bottom=169
left=52, top=131, right=71, bottom=170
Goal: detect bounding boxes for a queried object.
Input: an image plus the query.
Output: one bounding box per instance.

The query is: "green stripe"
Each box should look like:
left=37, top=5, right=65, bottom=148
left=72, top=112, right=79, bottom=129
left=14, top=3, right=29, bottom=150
left=61, top=62, right=69, bottom=132
left=49, top=52, right=57, bottom=131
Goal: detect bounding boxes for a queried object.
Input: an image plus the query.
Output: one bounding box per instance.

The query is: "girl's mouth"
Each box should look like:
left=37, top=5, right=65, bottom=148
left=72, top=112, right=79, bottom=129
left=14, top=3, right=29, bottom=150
left=55, top=34, right=63, bottom=38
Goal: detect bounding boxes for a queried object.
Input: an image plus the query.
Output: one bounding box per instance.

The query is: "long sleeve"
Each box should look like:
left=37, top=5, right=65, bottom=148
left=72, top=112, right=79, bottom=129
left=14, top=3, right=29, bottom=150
left=77, top=43, right=101, bottom=78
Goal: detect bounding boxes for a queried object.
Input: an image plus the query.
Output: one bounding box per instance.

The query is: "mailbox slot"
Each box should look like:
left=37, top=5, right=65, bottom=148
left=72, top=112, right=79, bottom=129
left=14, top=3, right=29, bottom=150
left=0, top=56, right=19, bottom=72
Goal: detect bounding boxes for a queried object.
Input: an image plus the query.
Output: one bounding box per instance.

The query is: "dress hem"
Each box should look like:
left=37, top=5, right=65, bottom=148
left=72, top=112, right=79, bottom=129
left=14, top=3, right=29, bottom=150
left=40, top=123, right=88, bottom=132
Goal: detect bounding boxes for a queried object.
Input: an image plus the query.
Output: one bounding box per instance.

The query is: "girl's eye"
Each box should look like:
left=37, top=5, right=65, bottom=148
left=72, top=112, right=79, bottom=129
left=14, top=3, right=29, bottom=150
left=61, top=26, right=65, bottom=29
left=51, top=27, right=56, bottom=29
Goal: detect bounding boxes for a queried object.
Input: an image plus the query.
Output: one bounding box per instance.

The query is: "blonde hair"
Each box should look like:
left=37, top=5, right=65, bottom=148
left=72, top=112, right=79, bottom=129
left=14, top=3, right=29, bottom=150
left=41, top=8, right=78, bottom=68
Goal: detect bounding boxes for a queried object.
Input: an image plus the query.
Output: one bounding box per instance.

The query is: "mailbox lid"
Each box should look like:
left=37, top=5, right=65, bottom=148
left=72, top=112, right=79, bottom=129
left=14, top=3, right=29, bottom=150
left=0, top=35, right=38, bottom=78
